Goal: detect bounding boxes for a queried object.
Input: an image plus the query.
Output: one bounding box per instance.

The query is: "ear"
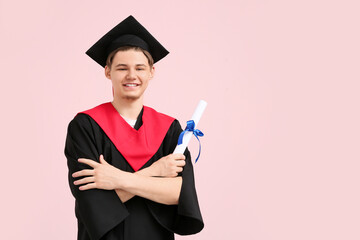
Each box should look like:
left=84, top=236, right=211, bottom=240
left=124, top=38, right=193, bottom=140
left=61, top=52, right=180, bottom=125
left=105, top=65, right=111, bottom=80
left=150, top=66, right=155, bottom=79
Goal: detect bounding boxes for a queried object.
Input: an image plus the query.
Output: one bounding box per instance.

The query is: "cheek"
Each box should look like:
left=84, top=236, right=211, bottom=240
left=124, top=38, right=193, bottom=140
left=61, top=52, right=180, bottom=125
left=110, top=77, right=122, bottom=87
left=142, top=77, right=151, bottom=85
left=111, top=72, right=125, bottom=80
left=143, top=72, right=153, bottom=80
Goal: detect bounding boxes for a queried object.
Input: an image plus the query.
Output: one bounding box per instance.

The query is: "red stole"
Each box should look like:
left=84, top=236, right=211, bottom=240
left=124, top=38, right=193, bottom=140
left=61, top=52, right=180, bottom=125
left=79, top=102, right=174, bottom=171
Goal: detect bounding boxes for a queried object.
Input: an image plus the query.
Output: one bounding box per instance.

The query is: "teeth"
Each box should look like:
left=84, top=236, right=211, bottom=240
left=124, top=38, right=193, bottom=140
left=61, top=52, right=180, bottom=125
left=125, top=84, right=137, bottom=87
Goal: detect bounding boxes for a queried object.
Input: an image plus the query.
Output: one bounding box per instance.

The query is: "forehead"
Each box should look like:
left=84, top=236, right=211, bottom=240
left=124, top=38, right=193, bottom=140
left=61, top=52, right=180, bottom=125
left=112, top=49, right=148, bottom=64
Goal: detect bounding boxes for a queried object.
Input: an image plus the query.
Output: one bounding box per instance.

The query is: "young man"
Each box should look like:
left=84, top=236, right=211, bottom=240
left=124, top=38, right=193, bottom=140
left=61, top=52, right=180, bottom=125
left=64, top=16, right=203, bottom=240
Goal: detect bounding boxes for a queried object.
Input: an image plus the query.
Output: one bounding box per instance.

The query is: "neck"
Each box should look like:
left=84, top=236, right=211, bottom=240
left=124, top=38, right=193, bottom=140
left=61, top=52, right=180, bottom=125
left=111, top=96, right=143, bottom=120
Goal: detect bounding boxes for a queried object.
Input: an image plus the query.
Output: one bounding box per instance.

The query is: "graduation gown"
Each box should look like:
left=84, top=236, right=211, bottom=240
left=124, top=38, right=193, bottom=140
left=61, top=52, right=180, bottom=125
left=64, top=102, right=204, bottom=240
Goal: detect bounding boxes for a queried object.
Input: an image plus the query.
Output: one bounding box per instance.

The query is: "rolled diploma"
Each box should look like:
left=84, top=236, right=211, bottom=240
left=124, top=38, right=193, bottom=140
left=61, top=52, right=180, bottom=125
left=173, top=100, right=207, bottom=154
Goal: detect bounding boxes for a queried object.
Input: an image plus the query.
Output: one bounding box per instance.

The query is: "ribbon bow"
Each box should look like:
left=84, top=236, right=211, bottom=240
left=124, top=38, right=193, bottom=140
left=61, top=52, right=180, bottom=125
left=177, top=120, right=204, bottom=163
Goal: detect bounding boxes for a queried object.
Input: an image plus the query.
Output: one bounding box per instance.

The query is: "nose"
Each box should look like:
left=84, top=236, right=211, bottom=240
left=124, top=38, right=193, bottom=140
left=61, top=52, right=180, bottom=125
left=126, top=69, right=136, bottom=80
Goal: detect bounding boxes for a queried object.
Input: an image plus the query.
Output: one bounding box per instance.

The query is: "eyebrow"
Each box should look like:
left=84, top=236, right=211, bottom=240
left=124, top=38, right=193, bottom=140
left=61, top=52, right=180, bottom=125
left=114, top=63, right=147, bottom=67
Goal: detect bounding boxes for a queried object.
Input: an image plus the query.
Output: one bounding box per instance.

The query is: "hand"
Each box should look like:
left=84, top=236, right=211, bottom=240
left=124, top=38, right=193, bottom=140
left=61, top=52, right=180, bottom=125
left=151, top=154, right=186, bottom=177
left=72, top=155, right=123, bottom=191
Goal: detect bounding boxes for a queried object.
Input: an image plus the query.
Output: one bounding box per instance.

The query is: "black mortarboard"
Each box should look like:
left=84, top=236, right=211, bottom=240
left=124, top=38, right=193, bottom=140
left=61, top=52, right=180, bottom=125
left=86, top=15, right=169, bottom=67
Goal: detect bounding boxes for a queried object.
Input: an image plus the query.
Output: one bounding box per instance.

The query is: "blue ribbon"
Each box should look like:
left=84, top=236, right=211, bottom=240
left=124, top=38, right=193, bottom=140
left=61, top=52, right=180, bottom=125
left=177, top=120, right=204, bottom=163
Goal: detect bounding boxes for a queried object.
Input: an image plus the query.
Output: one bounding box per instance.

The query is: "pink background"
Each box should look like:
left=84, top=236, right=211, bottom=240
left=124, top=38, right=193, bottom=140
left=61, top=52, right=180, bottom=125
left=1, top=0, right=359, bottom=239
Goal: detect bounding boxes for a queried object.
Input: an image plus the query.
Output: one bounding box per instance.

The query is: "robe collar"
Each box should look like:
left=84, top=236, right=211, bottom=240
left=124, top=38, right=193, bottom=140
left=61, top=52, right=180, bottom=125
left=79, top=102, right=175, bottom=171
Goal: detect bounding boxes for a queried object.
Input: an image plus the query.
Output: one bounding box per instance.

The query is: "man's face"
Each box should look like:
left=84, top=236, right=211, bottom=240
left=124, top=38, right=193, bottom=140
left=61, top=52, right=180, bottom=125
left=105, top=49, right=154, bottom=101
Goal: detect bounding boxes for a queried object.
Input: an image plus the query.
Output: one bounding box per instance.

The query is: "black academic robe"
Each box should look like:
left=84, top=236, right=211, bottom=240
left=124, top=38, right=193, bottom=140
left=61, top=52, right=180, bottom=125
left=64, top=103, right=204, bottom=240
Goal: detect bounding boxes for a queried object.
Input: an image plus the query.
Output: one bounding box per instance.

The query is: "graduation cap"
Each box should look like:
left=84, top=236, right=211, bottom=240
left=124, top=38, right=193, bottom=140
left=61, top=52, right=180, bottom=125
left=86, top=15, right=169, bottom=67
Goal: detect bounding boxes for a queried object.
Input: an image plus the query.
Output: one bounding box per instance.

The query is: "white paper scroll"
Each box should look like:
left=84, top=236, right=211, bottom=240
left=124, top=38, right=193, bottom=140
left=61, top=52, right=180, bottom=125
left=173, top=100, right=207, bottom=154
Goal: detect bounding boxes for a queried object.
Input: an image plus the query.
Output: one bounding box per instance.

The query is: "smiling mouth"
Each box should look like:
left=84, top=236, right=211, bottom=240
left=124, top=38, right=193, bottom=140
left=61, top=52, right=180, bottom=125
left=123, top=83, right=140, bottom=87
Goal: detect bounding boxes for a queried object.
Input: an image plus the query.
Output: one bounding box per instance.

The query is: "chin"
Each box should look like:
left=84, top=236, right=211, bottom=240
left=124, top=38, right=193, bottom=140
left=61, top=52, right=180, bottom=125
left=122, top=95, right=141, bottom=101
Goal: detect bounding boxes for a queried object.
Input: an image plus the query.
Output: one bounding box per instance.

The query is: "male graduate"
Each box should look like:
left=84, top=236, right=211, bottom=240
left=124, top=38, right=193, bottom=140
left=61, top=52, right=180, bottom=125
left=64, top=16, right=203, bottom=240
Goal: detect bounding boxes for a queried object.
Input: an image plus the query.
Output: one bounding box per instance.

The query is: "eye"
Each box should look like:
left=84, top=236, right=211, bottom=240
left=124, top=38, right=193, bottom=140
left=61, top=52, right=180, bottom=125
left=136, top=68, right=145, bottom=71
left=117, top=68, right=127, bottom=71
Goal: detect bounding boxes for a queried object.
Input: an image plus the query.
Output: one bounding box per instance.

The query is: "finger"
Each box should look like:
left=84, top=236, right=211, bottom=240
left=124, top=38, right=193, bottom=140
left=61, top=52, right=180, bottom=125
left=79, top=183, right=96, bottom=191
left=176, top=160, right=186, bottom=167
left=175, top=167, right=184, bottom=173
left=99, top=154, right=108, bottom=165
left=78, top=158, right=98, bottom=168
left=74, top=176, right=95, bottom=185
left=72, top=169, right=94, bottom=178
left=172, top=154, right=186, bottom=160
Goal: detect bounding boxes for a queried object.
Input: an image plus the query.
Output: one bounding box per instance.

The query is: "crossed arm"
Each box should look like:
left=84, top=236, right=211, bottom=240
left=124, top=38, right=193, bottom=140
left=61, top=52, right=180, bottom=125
left=72, top=154, right=186, bottom=205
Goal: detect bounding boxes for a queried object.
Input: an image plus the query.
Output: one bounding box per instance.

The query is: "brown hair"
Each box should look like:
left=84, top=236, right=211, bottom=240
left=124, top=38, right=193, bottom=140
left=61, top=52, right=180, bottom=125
left=106, top=46, right=154, bottom=69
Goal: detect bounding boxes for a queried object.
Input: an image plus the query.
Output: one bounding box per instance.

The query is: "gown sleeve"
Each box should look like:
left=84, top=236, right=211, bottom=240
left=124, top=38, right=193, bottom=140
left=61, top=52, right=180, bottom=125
left=145, top=119, right=204, bottom=235
left=64, top=114, right=129, bottom=240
